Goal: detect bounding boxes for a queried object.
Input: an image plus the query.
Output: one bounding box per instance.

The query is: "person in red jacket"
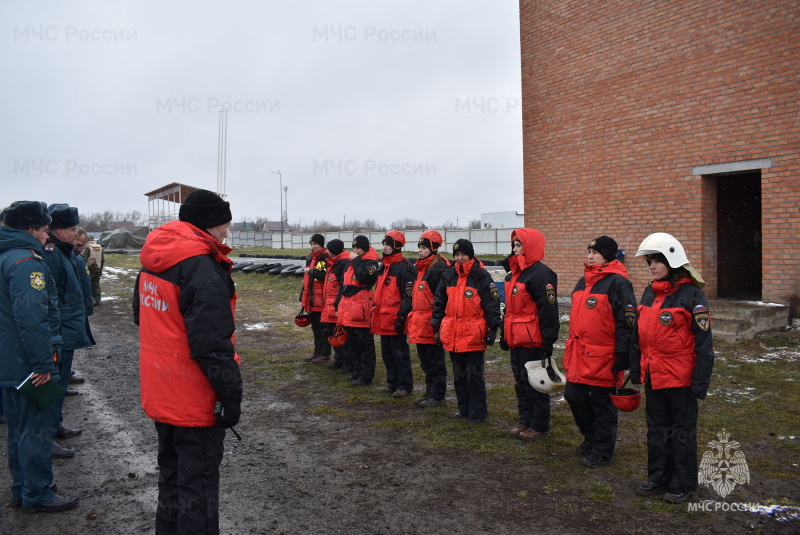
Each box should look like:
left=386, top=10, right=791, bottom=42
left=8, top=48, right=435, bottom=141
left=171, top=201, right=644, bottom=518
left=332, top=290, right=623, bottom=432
left=402, top=230, right=450, bottom=408
left=432, top=239, right=501, bottom=423
left=336, top=235, right=379, bottom=386
left=320, top=239, right=352, bottom=371
left=630, top=232, right=714, bottom=504
left=301, top=233, right=331, bottom=362
left=133, top=189, right=242, bottom=534
left=372, top=231, right=417, bottom=397
left=501, top=228, right=559, bottom=441
left=563, top=236, right=637, bottom=467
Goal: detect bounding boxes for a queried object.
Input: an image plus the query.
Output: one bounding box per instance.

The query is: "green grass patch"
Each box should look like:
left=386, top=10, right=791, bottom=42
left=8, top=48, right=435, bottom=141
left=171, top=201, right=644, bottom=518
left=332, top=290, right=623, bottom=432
left=586, top=481, right=614, bottom=502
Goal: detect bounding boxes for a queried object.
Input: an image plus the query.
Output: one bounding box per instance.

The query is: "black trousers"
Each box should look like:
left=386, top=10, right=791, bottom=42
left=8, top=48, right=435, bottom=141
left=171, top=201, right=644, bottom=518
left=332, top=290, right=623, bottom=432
left=309, top=311, right=331, bottom=357
left=450, top=351, right=487, bottom=420
left=380, top=334, right=413, bottom=392
left=155, top=422, right=225, bottom=535
left=510, top=347, right=551, bottom=432
left=645, top=384, right=699, bottom=494
left=417, top=343, right=447, bottom=401
left=565, top=381, right=618, bottom=459
left=345, top=326, right=376, bottom=382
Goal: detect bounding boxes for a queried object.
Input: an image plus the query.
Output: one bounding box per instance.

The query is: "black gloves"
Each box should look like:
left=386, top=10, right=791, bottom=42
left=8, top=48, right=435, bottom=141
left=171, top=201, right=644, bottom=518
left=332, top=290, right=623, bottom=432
left=499, top=330, right=509, bottom=351
left=629, top=372, right=642, bottom=385
left=394, top=317, right=406, bottom=335
left=612, top=351, right=629, bottom=373
left=484, top=327, right=497, bottom=347
left=214, top=401, right=241, bottom=428
left=541, top=343, right=554, bottom=359
left=433, top=329, right=441, bottom=346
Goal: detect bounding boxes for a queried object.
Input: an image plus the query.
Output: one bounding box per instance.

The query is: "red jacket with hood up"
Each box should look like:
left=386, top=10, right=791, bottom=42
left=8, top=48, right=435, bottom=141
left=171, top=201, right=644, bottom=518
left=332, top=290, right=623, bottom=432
left=503, top=228, right=560, bottom=350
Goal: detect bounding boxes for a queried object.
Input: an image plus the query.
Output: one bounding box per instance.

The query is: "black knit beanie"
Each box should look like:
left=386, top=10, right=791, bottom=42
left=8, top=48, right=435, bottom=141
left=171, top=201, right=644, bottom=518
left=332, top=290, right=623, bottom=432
left=310, top=233, right=325, bottom=247
left=352, top=235, right=370, bottom=251
left=452, top=239, right=474, bottom=259
left=47, top=204, right=80, bottom=229
left=327, top=239, right=344, bottom=256
left=179, top=190, right=232, bottom=229
left=588, top=236, right=618, bottom=263
left=1, top=201, right=52, bottom=229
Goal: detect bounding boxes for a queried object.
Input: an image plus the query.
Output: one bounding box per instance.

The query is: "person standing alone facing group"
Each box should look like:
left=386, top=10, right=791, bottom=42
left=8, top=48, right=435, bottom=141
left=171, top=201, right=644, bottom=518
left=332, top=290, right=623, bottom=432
left=134, top=189, right=242, bottom=534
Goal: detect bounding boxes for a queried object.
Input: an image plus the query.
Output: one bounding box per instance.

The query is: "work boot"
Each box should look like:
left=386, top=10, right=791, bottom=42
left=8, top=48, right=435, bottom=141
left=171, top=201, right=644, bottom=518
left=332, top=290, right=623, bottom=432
left=635, top=481, right=668, bottom=497
left=68, top=373, right=85, bottom=385
left=23, top=494, right=78, bottom=513
left=583, top=452, right=611, bottom=468
left=414, top=393, right=430, bottom=406
left=509, top=424, right=528, bottom=437
left=51, top=442, right=74, bottom=459
left=518, top=428, right=550, bottom=441
left=418, top=398, right=445, bottom=409
left=576, top=439, right=592, bottom=456
left=392, top=389, right=410, bottom=399
left=56, top=426, right=83, bottom=439
left=663, top=490, right=694, bottom=504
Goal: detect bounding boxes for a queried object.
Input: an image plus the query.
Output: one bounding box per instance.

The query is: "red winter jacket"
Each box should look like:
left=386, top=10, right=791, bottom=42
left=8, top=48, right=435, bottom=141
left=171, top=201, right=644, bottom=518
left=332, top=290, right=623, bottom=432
left=134, top=221, right=240, bottom=427
left=337, top=247, right=379, bottom=328
left=406, top=254, right=449, bottom=344
left=503, top=228, right=559, bottom=349
left=630, top=277, right=715, bottom=398
left=370, top=252, right=416, bottom=335
left=301, top=248, right=329, bottom=312
left=432, top=258, right=502, bottom=353
left=563, top=260, right=636, bottom=387
left=321, top=251, right=350, bottom=324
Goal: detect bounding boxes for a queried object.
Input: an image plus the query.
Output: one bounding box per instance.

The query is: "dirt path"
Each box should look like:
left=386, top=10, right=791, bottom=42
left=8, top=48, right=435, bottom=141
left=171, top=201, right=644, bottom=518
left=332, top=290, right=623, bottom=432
left=1, top=274, right=797, bottom=534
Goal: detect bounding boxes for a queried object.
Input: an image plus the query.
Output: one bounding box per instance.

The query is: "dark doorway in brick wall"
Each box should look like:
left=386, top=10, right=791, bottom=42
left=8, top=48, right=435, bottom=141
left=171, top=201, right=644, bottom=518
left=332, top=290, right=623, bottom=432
left=716, top=171, right=762, bottom=300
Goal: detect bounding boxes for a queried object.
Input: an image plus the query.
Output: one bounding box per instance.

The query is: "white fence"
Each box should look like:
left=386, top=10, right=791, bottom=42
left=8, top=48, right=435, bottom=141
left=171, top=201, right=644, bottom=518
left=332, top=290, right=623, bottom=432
left=229, top=228, right=516, bottom=255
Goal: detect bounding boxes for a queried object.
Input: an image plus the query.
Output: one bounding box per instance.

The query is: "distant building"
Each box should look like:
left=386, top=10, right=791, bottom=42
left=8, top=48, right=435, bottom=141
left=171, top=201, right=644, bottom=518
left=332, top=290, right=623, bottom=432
left=519, top=0, right=799, bottom=309
left=481, top=211, right=524, bottom=229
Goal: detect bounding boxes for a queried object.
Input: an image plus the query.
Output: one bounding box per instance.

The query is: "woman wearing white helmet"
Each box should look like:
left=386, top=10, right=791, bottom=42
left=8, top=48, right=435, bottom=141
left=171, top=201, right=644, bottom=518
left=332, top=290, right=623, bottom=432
left=630, top=232, right=714, bottom=504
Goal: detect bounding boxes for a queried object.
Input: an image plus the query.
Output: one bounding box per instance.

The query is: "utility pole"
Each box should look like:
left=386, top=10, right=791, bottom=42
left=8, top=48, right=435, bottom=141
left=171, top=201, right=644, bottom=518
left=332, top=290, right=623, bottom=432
left=271, top=170, right=283, bottom=248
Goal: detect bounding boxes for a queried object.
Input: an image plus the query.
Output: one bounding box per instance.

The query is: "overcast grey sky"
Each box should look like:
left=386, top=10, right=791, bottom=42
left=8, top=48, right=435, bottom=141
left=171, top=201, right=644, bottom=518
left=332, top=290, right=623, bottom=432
left=1, top=1, right=523, bottom=228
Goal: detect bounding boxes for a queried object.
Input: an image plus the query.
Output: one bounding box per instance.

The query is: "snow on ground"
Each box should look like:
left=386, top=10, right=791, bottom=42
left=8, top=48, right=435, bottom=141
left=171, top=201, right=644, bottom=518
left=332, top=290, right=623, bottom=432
left=102, top=266, right=138, bottom=280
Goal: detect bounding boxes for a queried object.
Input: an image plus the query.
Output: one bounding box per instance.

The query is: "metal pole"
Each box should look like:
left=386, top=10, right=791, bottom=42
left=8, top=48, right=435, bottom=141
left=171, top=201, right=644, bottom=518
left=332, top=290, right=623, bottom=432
left=271, top=170, right=283, bottom=248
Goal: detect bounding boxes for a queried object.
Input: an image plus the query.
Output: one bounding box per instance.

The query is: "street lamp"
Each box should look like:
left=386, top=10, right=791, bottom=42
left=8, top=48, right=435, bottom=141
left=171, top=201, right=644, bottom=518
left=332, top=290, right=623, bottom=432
left=271, top=170, right=283, bottom=249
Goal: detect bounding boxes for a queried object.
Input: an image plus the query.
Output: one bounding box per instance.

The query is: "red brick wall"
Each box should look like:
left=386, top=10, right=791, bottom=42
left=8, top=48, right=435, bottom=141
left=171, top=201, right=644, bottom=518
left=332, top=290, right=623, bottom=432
left=519, top=0, right=799, bottom=306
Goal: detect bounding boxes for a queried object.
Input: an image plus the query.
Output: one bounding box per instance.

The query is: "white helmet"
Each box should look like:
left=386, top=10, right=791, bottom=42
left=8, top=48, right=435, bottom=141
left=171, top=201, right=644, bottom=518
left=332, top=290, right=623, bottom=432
left=635, top=232, right=705, bottom=287
left=635, top=232, right=688, bottom=267
left=525, top=356, right=566, bottom=393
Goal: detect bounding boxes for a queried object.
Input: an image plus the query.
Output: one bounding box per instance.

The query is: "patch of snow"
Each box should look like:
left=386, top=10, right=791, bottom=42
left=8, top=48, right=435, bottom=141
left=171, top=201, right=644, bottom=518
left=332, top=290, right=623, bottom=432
left=243, top=322, right=270, bottom=331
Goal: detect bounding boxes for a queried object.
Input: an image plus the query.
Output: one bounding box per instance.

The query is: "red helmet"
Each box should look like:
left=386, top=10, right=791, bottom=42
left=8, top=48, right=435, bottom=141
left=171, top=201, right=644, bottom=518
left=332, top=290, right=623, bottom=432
left=294, top=309, right=311, bottom=327
left=418, top=230, right=443, bottom=252
left=383, top=230, right=406, bottom=249
left=328, top=324, right=348, bottom=348
left=610, top=376, right=642, bottom=412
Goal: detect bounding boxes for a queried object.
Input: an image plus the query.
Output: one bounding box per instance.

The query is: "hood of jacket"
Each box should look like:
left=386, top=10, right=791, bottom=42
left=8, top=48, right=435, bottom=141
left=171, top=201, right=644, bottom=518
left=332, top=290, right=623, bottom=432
left=509, top=228, right=545, bottom=272
left=140, top=220, right=232, bottom=273
left=359, top=247, right=380, bottom=262
left=0, top=226, right=44, bottom=254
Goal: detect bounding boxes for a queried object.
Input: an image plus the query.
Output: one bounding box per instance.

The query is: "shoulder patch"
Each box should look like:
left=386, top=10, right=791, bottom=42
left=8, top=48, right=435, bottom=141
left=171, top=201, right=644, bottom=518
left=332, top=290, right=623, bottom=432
left=693, top=305, right=710, bottom=331
left=44, top=243, right=56, bottom=252
left=489, top=282, right=499, bottom=301
left=546, top=283, right=556, bottom=304
left=368, top=265, right=376, bottom=275
left=30, top=271, right=46, bottom=290
left=625, top=304, right=636, bottom=327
